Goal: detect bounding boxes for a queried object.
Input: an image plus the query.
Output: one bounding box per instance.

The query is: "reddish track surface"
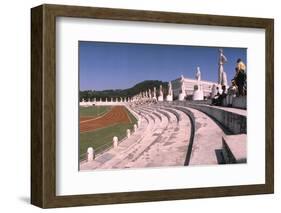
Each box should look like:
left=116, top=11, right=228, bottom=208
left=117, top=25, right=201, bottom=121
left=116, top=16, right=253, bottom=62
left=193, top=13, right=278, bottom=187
left=80, top=116, right=95, bottom=122
left=80, top=106, right=131, bottom=133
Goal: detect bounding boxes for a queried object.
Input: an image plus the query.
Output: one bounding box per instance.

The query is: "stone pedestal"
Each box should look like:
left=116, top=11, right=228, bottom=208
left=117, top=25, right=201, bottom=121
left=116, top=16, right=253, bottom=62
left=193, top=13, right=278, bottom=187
left=158, top=96, right=163, bottom=102
left=133, top=124, right=137, bottom=132
left=166, top=95, right=173, bottom=102
left=178, top=93, right=185, bottom=101
left=113, top=136, right=118, bottom=149
left=87, top=147, right=94, bottom=162
left=192, top=90, right=204, bottom=100
left=126, top=129, right=131, bottom=138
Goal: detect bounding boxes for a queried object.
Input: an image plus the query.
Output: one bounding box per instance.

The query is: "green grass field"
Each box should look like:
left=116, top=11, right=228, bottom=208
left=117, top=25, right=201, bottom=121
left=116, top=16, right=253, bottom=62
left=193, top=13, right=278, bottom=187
left=79, top=107, right=137, bottom=160
left=79, top=106, right=111, bottom=118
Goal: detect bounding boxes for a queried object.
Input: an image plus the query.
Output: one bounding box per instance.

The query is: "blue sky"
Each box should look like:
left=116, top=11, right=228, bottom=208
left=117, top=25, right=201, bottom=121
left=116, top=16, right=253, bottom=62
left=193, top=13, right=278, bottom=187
left=79, top=41, right=246, bottom=91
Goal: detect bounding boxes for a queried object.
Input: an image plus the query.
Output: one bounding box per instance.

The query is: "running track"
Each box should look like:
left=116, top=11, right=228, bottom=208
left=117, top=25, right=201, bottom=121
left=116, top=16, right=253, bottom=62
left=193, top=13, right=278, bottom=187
left=80, top=106, right=131, bottom=133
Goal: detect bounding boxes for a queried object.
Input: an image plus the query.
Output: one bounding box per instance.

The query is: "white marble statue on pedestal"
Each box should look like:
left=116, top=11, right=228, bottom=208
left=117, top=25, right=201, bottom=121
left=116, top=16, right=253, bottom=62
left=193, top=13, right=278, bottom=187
left=153, top=87, right=157, bottom=100
left=192, top=66, right=204, bottom=100
left=218, top=49, right=227, bottom=85
left=196, top=66, right=201, bottom=82
left=148, top=89, right=152, bottom=99
left=178, top=76, right=186, bottom=101
left=166, top=81, right=173, bottom=101
left=158, top=85, right=164, bottom=101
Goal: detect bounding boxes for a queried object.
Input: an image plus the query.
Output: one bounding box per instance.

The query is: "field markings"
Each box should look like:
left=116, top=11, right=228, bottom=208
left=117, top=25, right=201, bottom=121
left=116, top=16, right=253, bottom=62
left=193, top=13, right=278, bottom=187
left=79, top=123, right=122, bottom=134
left=125, top=107, right=133, bottom=123
left=80, top=108, right=112, bottom=123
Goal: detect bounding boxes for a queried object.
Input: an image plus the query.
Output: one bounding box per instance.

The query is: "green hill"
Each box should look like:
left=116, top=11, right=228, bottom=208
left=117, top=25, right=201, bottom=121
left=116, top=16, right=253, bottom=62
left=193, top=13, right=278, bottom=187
left=80, top=80, right=168, bottom=101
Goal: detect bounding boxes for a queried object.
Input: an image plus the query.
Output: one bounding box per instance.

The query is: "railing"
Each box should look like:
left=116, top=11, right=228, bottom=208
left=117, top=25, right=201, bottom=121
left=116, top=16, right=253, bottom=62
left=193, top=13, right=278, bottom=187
left=94, top=142, right=113, bottom=156
left=79, top=152, right=88, bottom=162
left=79, top=127, right=137, bottom=163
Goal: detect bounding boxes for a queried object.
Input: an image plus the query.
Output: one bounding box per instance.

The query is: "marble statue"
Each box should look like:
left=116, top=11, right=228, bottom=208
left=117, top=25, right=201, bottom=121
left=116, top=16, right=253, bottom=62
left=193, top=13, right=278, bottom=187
left=159, top=85, right=163, bottom=96
left=222, top=70, right=228, bottom=87
left=168, top=82, right=172, bottom=95
left=158, top=85, right=164, bottom=101
left=218, top=48, right=227, bottom=85
left=166, top=81, right=173, bottom=101
left=178, top=77, right=186, bottom=101
left=181, top=75, right=184, bottom=81
left=196, top=66, right=201, bottom=82
left=192, top=66, right=204, bottom=100
left=153, top=87, right=157, bottom=100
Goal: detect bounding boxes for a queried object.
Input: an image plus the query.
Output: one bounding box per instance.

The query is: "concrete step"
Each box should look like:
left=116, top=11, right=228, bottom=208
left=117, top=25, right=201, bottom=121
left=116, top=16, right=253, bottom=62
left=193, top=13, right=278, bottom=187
left=80, top=102, right=247, bottom=170
left=86, top=107, right=168, bottom=169
left=165, top=101, right=247, bottom=134
left=168, top=105, right=226, bottom=166
left=222, top=134, right=247, bottom=163
left=128, top=107, right=191, bottom=168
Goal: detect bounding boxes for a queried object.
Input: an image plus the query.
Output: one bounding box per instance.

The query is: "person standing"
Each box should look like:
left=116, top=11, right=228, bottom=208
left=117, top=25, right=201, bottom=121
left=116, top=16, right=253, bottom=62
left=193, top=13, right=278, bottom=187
left=235, top=58, right=247, bottom=96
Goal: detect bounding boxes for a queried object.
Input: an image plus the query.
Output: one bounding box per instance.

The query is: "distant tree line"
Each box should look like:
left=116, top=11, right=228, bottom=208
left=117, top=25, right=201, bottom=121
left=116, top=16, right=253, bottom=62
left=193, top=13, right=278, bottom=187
left=79, top=80, right=168, bottom=101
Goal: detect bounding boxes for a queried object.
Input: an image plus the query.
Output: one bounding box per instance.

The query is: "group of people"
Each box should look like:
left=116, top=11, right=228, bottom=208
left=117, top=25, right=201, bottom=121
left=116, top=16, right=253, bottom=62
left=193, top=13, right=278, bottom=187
left=212, top=58, right=247, bottom=106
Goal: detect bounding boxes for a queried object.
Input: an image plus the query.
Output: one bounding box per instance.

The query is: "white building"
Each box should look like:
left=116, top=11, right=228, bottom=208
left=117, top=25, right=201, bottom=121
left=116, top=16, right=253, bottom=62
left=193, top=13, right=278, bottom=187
left=171, top=76, right=215, bottom=99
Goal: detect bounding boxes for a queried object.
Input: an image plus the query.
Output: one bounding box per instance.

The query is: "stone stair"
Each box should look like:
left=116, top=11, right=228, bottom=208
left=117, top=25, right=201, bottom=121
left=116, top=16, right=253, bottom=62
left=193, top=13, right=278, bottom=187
left=80, top=102, right=247, bottom=170
left=221, top=134, right=247, bottom=164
